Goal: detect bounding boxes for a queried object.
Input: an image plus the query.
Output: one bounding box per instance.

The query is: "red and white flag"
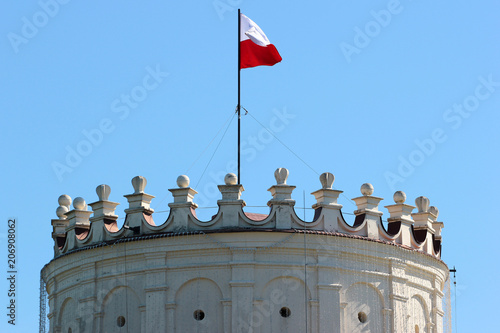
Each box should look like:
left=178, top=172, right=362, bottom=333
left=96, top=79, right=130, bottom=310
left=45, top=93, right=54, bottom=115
left=240, top=14, right=282, bottom=69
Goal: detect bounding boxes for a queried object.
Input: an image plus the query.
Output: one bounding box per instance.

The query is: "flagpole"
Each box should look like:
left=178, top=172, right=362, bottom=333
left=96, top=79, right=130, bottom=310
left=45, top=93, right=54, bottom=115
left=237, top=8, right=241, bottom=185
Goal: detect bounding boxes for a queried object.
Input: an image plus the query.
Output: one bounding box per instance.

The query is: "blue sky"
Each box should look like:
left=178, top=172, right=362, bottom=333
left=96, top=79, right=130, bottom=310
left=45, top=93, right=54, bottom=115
left=1, top=0, right=499, bottom=331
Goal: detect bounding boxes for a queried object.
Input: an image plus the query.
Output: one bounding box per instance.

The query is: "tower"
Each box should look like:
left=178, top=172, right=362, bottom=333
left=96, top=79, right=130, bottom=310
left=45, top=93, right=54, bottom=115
left=42, top=168, right=448, bottom=332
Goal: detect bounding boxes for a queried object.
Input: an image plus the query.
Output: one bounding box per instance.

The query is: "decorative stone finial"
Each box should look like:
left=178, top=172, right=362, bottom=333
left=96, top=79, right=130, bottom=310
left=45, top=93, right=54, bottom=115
left=274, top=168, right=289, bottom=185
left=56, top=206, right=69, bottom=219
left=360, top=183, right=374, bottom=196
left=96, top=184, right=111, bottom=201
left=177, top=175, right=190, bottom=188
left=224, top=173, right=238, bottom=185
left=132, top=176, right=147, bottom=194
left=73, top=197, right=86, bottom=210
left=393, top=191, right=406, bottom=204
left=429, top=206, right=439, bottom=218
left=58, top=194, right=72, bottom=208
left=415, top=196, right=430, bottom=213
left=319, top=172, right=334, bottom=189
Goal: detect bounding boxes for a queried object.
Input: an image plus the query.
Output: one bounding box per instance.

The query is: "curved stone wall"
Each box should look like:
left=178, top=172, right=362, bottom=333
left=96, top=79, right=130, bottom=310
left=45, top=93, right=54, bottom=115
left=43, top=230, right=448, bottom=333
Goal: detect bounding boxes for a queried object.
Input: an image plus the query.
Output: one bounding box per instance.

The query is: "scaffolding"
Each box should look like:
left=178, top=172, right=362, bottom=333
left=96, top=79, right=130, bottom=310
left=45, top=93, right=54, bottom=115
left=39, top=271, right=48, bottom=333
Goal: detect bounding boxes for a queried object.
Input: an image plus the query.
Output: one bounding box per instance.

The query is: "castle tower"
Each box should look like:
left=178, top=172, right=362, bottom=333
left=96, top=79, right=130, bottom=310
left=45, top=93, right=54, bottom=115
left=42, top=169, right=448, bottom=333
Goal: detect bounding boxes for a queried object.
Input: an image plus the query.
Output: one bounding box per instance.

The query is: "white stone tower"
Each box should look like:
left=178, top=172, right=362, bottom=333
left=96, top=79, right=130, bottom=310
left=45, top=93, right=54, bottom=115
left=42, top=169, right=448, bottom=332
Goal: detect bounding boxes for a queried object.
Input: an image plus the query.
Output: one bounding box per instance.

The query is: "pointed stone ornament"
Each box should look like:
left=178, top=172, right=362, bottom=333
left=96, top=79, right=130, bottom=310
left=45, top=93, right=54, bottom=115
left=132, top=176, right=147, bottom=194
left=429, top=206, right=439, bottom=219
left=268, top=169, right=295, bottom=201
left=430, top=205, right=444, bottom=244
left=89, top=184, right=120, bottom=219
left=415, top=196, right=429, bottom=213
left=319, top=172, right=334, bottom=189
left=393, top=191, right=406, bottom=204
left=312, top=172, right=342, bottom=209
left=124, top=176, right=155, bottom=232
left=176, top=175, right=190, bottom=188
left=89, top=184, right=120, bottom=242
left=274, top=168, right=289, bottom=185
left=96, top=184, right=111, bottom=201
left=268, top=168, right=295, bottom=229
left=360, top=183, right=374, bottom=196
left=73, top=197, right=86, bottom=210
left=311, top=172, right=343, bottom=231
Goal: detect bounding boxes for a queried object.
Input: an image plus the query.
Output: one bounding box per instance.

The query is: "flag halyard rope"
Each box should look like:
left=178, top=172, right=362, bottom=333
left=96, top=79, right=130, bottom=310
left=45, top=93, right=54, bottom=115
left=194, top=112, right=236, bottom=190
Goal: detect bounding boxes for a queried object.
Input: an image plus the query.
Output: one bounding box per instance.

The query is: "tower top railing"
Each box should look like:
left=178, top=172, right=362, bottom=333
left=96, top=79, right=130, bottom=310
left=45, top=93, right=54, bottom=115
left=50, top=168, right=444, bottom=258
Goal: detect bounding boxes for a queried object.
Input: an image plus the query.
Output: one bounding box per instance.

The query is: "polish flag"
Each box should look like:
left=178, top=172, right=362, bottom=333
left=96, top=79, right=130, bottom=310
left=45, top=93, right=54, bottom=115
left=240, top=14, right=282, bottom=69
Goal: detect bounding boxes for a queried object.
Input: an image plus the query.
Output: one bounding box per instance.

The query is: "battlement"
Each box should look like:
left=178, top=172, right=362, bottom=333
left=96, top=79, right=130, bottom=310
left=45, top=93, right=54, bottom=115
left=50, top=168, right=444, bottom=258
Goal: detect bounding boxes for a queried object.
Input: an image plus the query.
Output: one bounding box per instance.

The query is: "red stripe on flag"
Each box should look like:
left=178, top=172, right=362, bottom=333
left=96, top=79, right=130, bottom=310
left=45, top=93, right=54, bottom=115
left=240, top=39, right=282, bottom=69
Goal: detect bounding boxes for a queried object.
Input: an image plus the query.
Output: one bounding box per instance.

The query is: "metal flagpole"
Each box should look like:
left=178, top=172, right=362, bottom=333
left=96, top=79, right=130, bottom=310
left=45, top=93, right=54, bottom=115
left=237, top=9, right=241, bottom=185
